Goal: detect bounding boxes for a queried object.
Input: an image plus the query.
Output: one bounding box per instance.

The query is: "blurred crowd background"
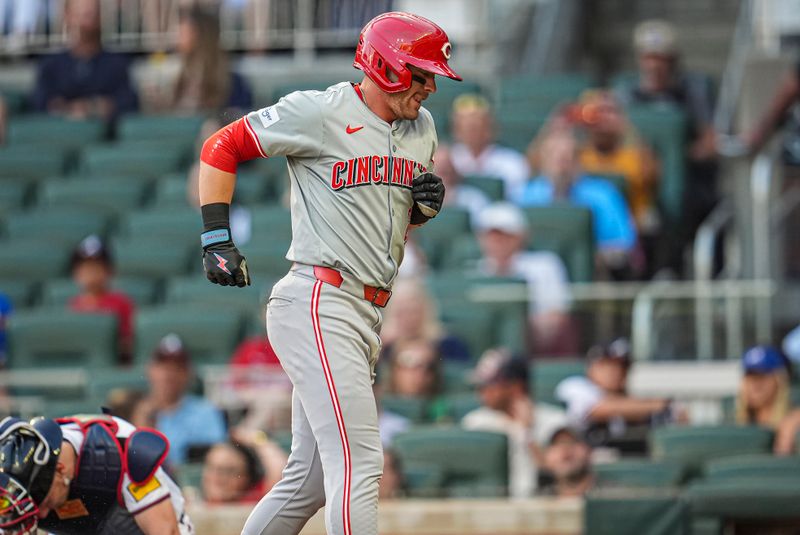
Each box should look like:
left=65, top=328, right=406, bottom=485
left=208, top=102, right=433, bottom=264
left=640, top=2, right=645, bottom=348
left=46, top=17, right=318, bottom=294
left=2, top=0, right=800, bottom=533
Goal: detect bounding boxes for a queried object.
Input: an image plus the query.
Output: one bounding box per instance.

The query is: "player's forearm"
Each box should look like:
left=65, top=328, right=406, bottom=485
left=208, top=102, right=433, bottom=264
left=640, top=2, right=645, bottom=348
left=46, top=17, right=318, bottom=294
left=198, top=161, right=236, bottom=205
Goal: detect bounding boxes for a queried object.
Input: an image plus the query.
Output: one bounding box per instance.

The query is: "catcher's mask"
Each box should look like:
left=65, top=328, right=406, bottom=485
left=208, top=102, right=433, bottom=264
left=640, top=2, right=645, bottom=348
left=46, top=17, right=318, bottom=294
left=0, top=417, right=63, bottom=534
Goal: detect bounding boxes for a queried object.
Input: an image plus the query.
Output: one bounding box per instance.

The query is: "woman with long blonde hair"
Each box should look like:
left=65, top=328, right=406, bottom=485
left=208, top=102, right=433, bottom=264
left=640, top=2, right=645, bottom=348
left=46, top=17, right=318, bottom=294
left=734, top=346, right=791, bottom=429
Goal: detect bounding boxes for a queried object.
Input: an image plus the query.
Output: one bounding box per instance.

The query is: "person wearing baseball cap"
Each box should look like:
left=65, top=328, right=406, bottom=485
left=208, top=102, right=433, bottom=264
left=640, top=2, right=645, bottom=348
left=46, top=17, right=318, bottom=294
left=616, top=19, right=719, bottom=276
left=475, top=202, right=575, bottom=355
left=555, top=338, right=675, bottom=448
left=69, top=234, right=135, bottom=364
left=462, top=349, right=567, bottom=497
left=145, top=333, right=226, bottom=466
left=735, top=345, right=791, bottom=430
left=539, top=426, right=594, bottom=497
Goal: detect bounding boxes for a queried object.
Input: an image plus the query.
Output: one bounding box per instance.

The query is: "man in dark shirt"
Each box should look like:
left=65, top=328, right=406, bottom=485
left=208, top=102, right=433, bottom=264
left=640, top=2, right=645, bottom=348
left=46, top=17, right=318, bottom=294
left=31, top=0, right=137, bottom=120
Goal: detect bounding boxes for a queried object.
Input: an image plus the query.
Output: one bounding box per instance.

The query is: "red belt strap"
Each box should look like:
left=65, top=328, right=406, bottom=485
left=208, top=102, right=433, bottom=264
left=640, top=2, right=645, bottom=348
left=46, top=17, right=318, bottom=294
left=312, top=266, right=392, bottom=308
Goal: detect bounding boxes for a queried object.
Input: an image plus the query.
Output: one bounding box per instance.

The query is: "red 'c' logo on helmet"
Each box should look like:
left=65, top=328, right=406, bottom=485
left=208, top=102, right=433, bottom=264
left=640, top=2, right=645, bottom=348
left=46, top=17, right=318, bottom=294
left=441, top=42, right=452, bottom=60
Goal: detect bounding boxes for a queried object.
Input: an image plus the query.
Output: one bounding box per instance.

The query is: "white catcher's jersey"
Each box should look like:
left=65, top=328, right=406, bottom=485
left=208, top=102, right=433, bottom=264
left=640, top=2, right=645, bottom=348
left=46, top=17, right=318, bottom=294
left=244, top=82, right=437, bottom=288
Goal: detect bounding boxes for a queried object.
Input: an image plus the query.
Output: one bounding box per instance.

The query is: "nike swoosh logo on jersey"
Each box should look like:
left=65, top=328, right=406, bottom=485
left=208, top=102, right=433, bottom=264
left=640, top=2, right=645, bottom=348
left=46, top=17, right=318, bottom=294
left=346, top=124, right=364, bottom=134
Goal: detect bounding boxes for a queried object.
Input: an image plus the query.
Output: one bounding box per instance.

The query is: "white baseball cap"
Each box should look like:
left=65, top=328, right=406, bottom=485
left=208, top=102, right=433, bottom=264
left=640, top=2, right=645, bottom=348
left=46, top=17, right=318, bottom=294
left=634, top=19, right=678, bottom=56
left=476, top=202, right=528, bottom=235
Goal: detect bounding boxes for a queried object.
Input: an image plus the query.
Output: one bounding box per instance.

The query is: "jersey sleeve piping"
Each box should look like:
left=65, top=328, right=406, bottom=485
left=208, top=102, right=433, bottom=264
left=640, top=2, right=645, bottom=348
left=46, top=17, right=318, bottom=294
left=243, top=115, right=268, bottom=158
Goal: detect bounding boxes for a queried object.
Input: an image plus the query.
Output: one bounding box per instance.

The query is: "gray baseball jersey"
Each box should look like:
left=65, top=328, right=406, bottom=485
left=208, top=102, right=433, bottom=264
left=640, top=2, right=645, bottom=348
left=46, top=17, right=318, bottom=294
left=242, top=81, right=437, bottom=288
left=241, top=82, right=438, bottom=535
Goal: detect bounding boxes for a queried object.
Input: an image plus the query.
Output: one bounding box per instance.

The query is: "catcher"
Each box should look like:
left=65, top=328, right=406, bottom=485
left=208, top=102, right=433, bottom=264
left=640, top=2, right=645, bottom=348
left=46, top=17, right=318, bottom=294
left=0, top=414, right=193, bottom=534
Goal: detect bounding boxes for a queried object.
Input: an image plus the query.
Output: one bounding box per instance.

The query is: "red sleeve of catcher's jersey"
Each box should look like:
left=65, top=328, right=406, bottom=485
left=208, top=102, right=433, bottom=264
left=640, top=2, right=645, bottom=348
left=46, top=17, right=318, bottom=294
left=200, top=117, right=267, bottom=173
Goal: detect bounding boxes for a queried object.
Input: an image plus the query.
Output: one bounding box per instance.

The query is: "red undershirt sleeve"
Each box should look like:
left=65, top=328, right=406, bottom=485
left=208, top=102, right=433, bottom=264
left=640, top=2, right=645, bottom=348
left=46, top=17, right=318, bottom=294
left=200, top=117, right=267, bottom=173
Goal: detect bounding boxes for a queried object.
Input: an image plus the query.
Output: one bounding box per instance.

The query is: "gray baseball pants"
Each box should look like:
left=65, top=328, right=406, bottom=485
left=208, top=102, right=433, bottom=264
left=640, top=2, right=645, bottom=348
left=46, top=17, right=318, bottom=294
left=241, top=264, right=384, bottom=535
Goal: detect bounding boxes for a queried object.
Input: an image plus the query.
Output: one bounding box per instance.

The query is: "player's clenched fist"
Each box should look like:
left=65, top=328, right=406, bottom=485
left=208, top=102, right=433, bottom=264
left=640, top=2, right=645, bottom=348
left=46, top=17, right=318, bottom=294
left=411, top=172, right=445, bottom=224
left=200, top=203, right=251, bottom=287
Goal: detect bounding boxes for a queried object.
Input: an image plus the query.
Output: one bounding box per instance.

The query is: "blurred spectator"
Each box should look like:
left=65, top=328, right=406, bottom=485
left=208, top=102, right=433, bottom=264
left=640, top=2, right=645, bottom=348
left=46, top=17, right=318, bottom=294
left=68, top=235, right=135, bottom=364
left=379, top=449, right=407, bottom=500
left=374, top=382, right=410, bottom=448
left=575, top=90, right=661, bottom=274
left=146, top=333, right=227, bottom=465
left=462, top=350, right=567, bottom=497
left=539, top=426, right=594, bottom=497
left=450, top=94, right=530, bottom=200
left=521, top=126, right=637, bottom=279
left=616, top=19, right=718, bottom=274
left=380, top=278, right=471, bottom=362
left=735, top=346, right=791, bottom=429
left=201, top=441, right=266, bottom=504
left=737, top=60, right=800, bottom=157
left=226, top=334, right=293, bottom=434
left=434, top=143, right=491, bottom=226
left=146, top=5, right=252, bottom=114
left=0, top=291, right=12, bottom=367
left=475, top=202, right=575, bottom=355
left=31, top=0, right=138, bottom=121
left=383, top=338, right=442, bottom=398
left=105, top=388, right=155, bottom=427
left=555, top=339, right=676, bottom=447
left=0, top=0, right=45, bottom=50
left=617, top=19, right=716, bottom=163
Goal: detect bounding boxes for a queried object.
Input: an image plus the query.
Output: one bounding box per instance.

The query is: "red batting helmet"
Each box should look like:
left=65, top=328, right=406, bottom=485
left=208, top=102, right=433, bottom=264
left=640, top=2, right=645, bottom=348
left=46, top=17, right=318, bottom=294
left=354, top=11, right=462, bottom=93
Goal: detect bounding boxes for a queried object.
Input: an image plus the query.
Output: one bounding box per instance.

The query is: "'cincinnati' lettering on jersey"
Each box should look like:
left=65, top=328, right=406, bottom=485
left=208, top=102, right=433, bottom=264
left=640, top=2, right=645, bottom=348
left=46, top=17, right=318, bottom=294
left=330, top=156, right=427, bottom=191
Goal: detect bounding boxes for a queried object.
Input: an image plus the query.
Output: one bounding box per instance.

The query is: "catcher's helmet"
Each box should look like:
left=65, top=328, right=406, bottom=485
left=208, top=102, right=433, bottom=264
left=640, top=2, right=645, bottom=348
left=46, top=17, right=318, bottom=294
left=0, top=417, right=63, bottom=533
left=354, top=11, right=462, bottom=93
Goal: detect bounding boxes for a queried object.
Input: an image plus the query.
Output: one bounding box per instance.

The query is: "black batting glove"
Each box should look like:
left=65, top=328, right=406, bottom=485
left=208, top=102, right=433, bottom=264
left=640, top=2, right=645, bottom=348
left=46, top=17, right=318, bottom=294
left=201, top=203, right=251, bottom=287
left=411, top=172, right=445, bottom=225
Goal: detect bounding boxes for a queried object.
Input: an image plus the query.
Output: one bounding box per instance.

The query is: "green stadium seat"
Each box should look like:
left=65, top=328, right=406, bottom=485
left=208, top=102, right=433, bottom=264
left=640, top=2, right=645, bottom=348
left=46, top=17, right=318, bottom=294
left=439, top=235, right=482, bottom=271
left=0, top=88, right=29, bottom=114
left=441, top=306, right=497, bottom=359
left=165, top=275, right=267, bottom=312
left=462, top=175, right=505, bottom=202
left=401, top=462, right=446, bottom=498
left=530, top=359, right=585, bottom=405
left=686, top=478, right=800, bottom=521
left=42, top=398, right=105, bottom=419
left=118, top=114, right=205, bottom=142
left=704, top=454, right=800, bottom=482
left=523, top=205, right=595, bottom=282
left=121, top=208, right=201, bottom=243
left=380, top=395, right=429, bottom=424
left=112, top=238, right=193, bottom=278
left=584, top=489, right=688, bottom=535
left=392, top=427, right=508, bottom=497
left=244, top=243, right=293, bottom=279
left=650, top=426, right=774, bottom=478
left=413, top=207, right=471, bottom=269
left=443, top=392, right=481, bottom=422
left=495, top=111, right=549, bottom=153
left=0, top=239, right=72, bottom=282
left=81, top=144, right=185, bottom=177
left=499, top=73, right=592, bottom=107
left=134, top=305, right=245, bottom=366
left=87, top=366, right=149, bottom=403
left=7, top=310, right=117, bottom=368
left=7, top=116, right=105, bottom=147
left=40, top=277, right=158, bottom=307
left=625, top=106, right=688, bottom=226
left=175, top=462, right=205, bottom=489
left=150, top=174, right=190, bottom=207
left=593, top=459, right=685, bottom=489
left=0, top=180, right=30, bottom=210
left=0, top=145, right=70, bottom=178
left=441, top=361, right=474, bottom=393
left=0, top=281, right=34, bottom=309
left=4, top=207, right=109, bottom=244
left=249, top=205, right=293, bottom=242
left=39, top=178, right=149, bottom=213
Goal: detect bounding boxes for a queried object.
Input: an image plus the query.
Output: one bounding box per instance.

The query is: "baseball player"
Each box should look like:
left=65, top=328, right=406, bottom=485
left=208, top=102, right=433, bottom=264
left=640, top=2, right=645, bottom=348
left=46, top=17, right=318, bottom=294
left=0, top=414, right=193, bottom=534
left=197, top=11, right=459, bottom=535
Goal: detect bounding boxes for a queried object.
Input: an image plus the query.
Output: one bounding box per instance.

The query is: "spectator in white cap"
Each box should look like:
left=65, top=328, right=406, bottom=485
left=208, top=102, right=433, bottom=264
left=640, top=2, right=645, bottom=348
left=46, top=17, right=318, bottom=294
left=475, top=202, right=574, bottom=355
left=461, top=349, right=567, bottom=497
left=616, top=19, right=718, bottom=276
